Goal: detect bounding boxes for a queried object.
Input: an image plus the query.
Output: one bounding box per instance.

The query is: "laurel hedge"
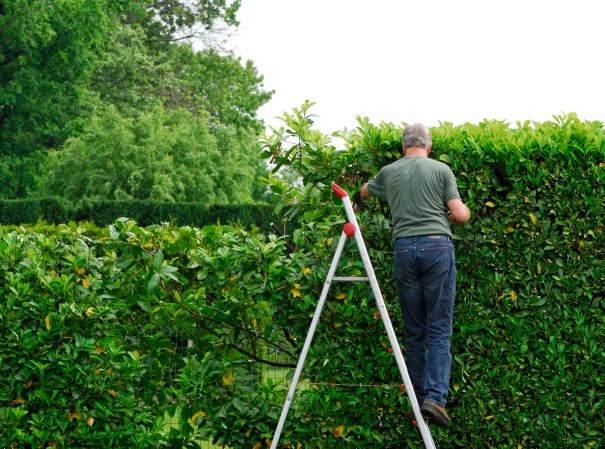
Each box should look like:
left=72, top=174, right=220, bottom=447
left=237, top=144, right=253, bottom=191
left=1, top=110, right=604, bottom=449
left=259, top=108, right=605, bottom=448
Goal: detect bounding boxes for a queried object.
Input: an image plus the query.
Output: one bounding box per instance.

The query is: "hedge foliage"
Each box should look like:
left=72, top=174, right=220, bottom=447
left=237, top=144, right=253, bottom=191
left=1, top=108, right=604, bottom=449
left=259, top=107, right=605, bottom=448
left=0, top=199, right=275, bottom=231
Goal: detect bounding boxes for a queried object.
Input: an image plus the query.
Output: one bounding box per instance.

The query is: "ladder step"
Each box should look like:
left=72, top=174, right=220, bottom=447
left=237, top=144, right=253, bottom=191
left=332, top=276, right=370, bottom=282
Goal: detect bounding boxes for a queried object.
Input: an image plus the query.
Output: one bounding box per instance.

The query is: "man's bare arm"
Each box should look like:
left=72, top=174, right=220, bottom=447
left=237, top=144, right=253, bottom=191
left=447, top=198, right=471, bottom=224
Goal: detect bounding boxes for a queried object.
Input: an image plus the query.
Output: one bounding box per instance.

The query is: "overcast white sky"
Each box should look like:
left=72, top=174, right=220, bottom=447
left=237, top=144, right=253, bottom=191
left=229, top=0, right=605, bottom=135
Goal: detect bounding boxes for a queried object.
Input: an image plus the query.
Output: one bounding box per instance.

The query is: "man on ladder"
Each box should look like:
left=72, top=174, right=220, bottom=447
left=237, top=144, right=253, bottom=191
left=361, top=123, right=471, bottom=429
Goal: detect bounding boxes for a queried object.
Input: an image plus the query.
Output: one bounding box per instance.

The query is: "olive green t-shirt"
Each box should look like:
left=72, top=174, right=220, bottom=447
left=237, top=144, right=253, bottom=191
left=366, top=156, right=461, bottom=240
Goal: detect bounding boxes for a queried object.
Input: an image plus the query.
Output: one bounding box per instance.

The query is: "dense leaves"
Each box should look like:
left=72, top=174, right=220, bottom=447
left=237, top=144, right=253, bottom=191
left=1, top=111, right=604, bottom=448
left=36, top=106, right=262, bottom=203
left=0, top=0, right=271, bottom=201
left=0, top=220, right=295, bottom=448
left=0, top=0, right=110, bottom=155
left=258, top=109, right=605, bottom=448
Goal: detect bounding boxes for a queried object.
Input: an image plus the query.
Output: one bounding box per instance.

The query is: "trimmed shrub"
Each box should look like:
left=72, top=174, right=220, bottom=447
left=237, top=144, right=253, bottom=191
left=0, top=200, right=275, bottom=232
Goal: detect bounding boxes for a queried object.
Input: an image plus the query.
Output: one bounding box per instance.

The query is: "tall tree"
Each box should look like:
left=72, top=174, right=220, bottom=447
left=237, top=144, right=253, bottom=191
left=116, top=0, right=241, bottom=46
left=1, top=0, right=272, bottom=201
left=0, top=0, right=112, bottom=155
left=162, top=44, right=273, bottom=132
left=36, top=105, right=261, bottom=203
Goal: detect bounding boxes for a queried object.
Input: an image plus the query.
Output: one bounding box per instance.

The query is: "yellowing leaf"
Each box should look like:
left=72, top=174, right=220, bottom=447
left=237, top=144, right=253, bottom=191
left=302, top=267, right=312, bottom=275
left=326, top=237, right=333, bottom=246
left=297, top=442, right=303, bottom=449
left=48, top=442, right=57, bottom=448
left=485, top=201, right=496, bottom=208
left=510, top=291, right=517, bottom=302
left=45, top=314, right=51, bottom=330
left=335, top=292, right=346, bottom=300
left=484, top=415, right=494, bottom=420
left=69, top=411, right=82, bottom=422
left=332, top=424, right=345, bottom=437
left=107, top=389, right=118, bottom=398
left=96, top=346, right=104, bottom=355
left=86, top=307, right=95, bottom=317
left=82, top=278, right=90, bottom=289
left=190, top=411, right=206, bottom=424
left=453, top=384, right=460, bottom=392
left=76, top=267, right=85, bottom=275
left=87, top=416, right=95, bottom=427
left=222, top=368, right=235, bottom=386
left=529, top=213, right=538, bottom=224
left=11, top=398, right=25, bottom=405
left=290, top=288, right=301, bottom=298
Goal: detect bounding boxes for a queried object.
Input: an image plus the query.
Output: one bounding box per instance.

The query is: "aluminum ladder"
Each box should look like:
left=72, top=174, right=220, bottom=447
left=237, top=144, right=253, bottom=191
left=269, top=182, right=437, bottom=449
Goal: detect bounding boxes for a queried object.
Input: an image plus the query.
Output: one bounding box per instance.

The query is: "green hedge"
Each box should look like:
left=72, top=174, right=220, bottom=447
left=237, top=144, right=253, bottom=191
left=1, top=112, right=604, bottom=449
left=0, top=199, right=275, bottom=231
left=260, top=109, right=605, bottom=448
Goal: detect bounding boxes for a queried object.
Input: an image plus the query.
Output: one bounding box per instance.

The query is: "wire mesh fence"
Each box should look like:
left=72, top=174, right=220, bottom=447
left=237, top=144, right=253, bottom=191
left=162, top=331, right=294, bottom=448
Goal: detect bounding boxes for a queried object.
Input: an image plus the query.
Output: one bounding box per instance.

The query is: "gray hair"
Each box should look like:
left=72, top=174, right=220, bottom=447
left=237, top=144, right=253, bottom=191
left=403, top=123, right=432, bottom=150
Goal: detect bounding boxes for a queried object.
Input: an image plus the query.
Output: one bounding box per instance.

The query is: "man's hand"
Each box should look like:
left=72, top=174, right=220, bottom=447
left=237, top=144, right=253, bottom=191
left=360, top=183, right=372, bottom=198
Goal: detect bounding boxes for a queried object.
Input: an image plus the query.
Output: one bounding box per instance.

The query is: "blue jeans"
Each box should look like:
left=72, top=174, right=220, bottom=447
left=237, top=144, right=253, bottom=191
left=393, top=235, right=456, bottom=406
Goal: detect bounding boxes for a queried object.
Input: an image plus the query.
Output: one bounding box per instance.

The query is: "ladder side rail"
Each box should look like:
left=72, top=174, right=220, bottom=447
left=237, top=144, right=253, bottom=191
left=270, top=229, right=349, bottom=449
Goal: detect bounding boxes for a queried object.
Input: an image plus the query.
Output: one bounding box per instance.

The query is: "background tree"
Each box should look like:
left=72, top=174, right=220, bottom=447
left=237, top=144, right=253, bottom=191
left=0, top=0, right=271, bottom=201
left=37, top=106, right=262, bottom=203
left=0, top=0, right=113, bottom=196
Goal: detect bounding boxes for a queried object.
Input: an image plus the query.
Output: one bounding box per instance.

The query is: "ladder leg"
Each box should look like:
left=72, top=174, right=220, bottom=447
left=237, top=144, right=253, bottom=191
left=352, top=231, right=436, bottom=448
left=270, top=230, right=349, bottom=449
left=339, top=194, right=437, bottom=449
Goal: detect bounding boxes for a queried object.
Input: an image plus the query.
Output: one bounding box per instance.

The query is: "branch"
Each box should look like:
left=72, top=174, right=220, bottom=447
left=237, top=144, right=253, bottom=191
left=159, top=282, right=298, bottom=366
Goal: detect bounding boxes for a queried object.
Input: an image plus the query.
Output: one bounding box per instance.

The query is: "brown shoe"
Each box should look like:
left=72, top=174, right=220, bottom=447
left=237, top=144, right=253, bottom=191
left=420, top=401, right=451, bottom=429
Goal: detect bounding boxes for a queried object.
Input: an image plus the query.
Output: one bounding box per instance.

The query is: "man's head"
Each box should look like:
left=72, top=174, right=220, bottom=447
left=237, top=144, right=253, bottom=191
left=403, top=123, right=432, bottom=152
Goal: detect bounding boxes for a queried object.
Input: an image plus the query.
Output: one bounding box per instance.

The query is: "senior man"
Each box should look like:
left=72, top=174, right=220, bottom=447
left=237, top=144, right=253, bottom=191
left=361, top=123, right=470, bottom=429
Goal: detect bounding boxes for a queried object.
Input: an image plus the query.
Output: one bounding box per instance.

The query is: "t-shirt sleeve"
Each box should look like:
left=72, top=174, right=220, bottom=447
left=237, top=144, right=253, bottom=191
left=366, top=169, right=387, bottom=200
left=443, top=168, right=461, bottom=203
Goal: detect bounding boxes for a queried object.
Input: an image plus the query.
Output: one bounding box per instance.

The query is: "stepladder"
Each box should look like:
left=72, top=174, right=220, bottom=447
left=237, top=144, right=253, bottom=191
left=269, top=182, right=437, bottom=449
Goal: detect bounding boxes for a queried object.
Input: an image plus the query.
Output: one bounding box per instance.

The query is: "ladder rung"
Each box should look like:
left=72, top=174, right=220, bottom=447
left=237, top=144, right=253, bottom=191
left=332, top=276, right=369, bottom=282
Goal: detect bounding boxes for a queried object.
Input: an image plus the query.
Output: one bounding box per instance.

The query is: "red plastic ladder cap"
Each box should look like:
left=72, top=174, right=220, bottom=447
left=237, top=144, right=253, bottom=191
left=344, top=223, right=356, bottom=237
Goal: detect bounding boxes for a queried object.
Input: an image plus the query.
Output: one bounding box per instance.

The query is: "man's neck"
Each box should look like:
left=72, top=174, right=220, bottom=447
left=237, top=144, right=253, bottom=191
left=404, top=146, right=429, bottom=157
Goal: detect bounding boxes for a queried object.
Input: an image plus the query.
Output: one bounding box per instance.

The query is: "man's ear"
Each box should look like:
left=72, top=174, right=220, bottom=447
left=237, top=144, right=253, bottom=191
left=426, top=144, right=432, bottom=156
